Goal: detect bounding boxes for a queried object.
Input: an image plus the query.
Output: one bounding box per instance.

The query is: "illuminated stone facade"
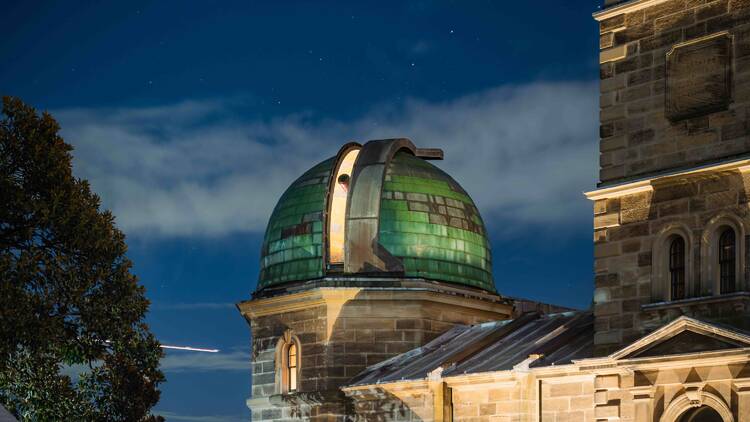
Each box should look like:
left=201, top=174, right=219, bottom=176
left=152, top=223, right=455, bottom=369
left=239, top=0, right=750, bottom=421
left=592, top=0, right=750, bottom=355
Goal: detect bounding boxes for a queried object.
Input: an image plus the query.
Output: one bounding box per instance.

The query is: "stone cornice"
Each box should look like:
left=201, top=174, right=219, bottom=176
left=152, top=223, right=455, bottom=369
left=641, top=292, right=750, bottom=312
left=253, top=277, right=506, bottom=302
left=239, top=285, right=512, bottom=319
left=237, top=288, right=359, bottom=318
left=585, top=159, right=750, bottom=200
left=593, top=0, right=670, bottom=21
left=238, top=284, right=513, bottom=342
left=585, top=180, right=653, bottom=201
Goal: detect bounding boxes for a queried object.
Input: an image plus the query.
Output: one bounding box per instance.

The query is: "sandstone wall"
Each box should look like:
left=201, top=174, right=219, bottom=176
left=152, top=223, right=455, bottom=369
left=346, top=361, right=750, bottom=422
left=598, top=0, right=750, bottom=185
left=246, top=287, right=509, bottom=421
left=594, top=0, right=750, bottom=355
left=593, top=170, right=750, bottom=354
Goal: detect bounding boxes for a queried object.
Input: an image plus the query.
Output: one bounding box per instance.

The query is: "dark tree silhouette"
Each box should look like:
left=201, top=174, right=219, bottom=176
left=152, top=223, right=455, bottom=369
left=0, top=97, right=164, bottom=421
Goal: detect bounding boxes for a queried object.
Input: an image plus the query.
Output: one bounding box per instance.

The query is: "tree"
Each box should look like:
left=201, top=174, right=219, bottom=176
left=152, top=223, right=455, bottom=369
left=0, top=97, right=164, bottom=421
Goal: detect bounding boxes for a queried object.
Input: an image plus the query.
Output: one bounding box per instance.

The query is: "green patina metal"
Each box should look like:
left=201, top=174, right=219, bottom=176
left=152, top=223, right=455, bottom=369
left=379, top=152, right=494, bottom=291
left=258, top=157, right=334, bottom=289
left=257, top=147, right=494, bottom=292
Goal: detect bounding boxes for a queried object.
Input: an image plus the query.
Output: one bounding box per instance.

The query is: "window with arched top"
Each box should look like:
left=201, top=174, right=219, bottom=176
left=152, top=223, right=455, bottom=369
left=700, top=215, right=745, bottom=296
left=275, top=331, right=301, bottom=394
left=287, top=343, right=298, bottom=392
left=719, top=228, right=736, bottom=294
left=670, top=236, right=686, bottom=301
left=660, top=390, right=733, bottom=422
left=653, top=226, right=694, bottom=302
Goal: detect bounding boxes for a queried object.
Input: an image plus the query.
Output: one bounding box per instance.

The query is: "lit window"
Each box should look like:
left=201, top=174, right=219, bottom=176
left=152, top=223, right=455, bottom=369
left=670, top=237, right=686, bottom=300
left=287, top=343, right=297, bottom=392
left=719, top=228, right=736, bottom=294
left=328, top=148, right=360, bottom=264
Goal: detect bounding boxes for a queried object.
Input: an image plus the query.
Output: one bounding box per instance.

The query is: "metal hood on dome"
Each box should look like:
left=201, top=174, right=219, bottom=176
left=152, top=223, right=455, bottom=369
left=345, top=138, right=443, bottom=274
left=257, top=138, right=495, bottom=292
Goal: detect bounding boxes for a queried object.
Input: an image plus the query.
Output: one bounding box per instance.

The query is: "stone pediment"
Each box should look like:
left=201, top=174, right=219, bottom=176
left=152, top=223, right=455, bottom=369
left=610, top=316, right=750, bottom=361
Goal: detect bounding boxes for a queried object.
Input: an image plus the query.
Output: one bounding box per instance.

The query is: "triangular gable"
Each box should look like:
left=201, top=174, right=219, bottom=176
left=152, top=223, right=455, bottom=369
left=610, top=316, right=750, bottom=360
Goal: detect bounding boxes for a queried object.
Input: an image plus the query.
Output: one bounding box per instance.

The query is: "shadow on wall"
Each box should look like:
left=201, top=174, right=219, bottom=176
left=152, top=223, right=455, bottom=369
left=247, top=285, right=505, bottom=420
left=599, top=168, right=750, bottom=343
left=347, top=386, right=430, bottom=422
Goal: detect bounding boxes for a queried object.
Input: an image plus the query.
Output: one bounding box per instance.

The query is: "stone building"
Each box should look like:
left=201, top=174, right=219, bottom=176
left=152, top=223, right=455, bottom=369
left=237, top=0, right=750, bottom=420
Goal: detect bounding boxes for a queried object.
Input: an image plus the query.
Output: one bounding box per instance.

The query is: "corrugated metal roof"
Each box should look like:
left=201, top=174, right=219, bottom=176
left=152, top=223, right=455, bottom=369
left=348, top=311, right=593, bottom=386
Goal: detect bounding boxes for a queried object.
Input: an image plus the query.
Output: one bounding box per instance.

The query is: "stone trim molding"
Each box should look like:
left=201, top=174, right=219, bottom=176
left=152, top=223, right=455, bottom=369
left=239, top=286, right=510, bottom=317
left=608, top=316, right=750, bottom=360
left=585, top=160, right=750, bottom=201
left=733, top=378, right=750, bottom=394
left=585, top=180, right=653, bottom=201
left=593, top=0, right=671, bottom=22
left=660, top=390, right=734, bottom=422
left=642, top=292, right=750, bottom=313
left=238, top=285, right=512, bottom=342
left=600, top=45, right=629, bottom=64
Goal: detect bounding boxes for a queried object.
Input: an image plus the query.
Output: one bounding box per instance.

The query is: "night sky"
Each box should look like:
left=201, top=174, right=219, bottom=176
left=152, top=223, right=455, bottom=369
left=2, top=1, right=603, bottom=420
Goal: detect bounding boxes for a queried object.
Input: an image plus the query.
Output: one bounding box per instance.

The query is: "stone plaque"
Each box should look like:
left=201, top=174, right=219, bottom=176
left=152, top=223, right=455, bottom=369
left=666, top=32, right=732, bottom=121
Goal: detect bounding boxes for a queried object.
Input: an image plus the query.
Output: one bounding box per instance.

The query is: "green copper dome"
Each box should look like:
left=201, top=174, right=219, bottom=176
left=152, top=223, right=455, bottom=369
left=257, top=139, right=494, bottom=292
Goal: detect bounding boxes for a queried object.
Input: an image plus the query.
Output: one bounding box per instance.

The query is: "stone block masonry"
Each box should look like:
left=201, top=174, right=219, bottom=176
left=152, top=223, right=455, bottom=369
left=598, top=0, right=750, bottom=186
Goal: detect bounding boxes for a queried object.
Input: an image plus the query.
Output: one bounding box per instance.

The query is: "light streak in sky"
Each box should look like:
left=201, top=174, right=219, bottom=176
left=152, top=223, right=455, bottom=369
left=160, top=344, right=220, bottom=353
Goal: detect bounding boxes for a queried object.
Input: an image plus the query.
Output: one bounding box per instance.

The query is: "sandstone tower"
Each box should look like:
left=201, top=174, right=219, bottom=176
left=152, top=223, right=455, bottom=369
left=237, top=139, right=512, bottom=421
left=589, top=0, right=750, bottom=355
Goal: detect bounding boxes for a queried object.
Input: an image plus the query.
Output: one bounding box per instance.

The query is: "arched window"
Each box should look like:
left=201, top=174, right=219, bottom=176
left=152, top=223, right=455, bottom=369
left=661, top=391, right=733, bottom=422
left=700, top=215, right=746, bottom=296
left=287, top=343, right=298, bottom=392
left=719, top=228, right=736, bottom=294
left=275, top=331, right=301, bottom=394
left=670, top=236, right=686, bottom=300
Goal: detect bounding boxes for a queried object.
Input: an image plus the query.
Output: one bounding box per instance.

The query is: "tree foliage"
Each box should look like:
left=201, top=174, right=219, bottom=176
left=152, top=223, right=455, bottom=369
left=0, top=97, right=164, bottom=421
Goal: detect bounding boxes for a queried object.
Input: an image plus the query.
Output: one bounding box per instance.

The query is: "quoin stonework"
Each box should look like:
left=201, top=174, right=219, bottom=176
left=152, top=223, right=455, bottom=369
left=237, top=0, right=750, bottom=420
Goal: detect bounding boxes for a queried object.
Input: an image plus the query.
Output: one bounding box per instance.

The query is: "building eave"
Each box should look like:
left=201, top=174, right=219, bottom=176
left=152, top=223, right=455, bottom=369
left=593, top=0, right=671, bottom=21
left=585, top=157, right=750, bottom=201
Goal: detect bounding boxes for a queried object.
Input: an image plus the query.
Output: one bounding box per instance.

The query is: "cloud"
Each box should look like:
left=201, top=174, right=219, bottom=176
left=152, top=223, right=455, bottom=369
left=160, top=348, right=250, bottom=373
left=55, top=81, right=598, bottom=238
left=153, top=411, right=243, bottom=422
